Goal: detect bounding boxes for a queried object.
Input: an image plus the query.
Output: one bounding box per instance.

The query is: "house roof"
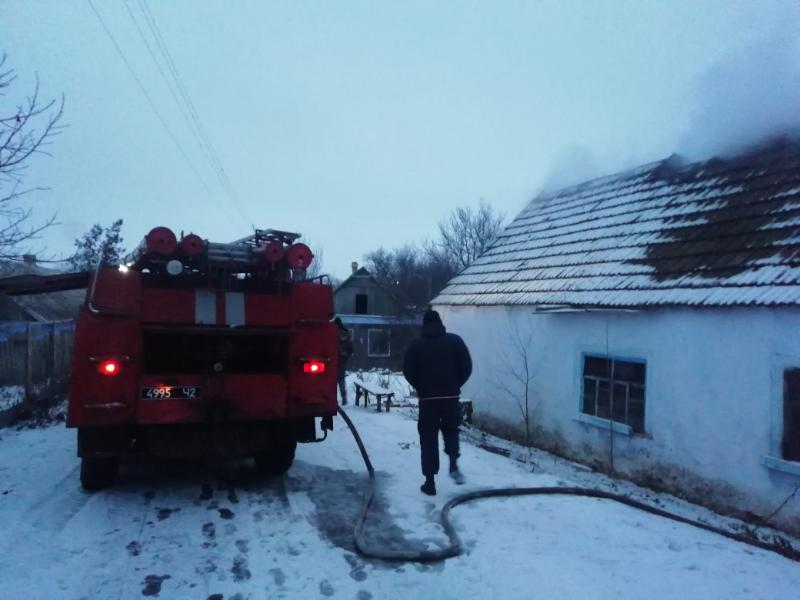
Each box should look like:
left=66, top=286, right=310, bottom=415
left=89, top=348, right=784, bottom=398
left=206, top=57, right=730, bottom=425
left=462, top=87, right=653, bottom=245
left=334, top=267, right=374, bottom=291
left=0, top=259, right=59, bottom=277
left=0, top=260, right=86, bottom=321
left=9, top=289, right=85, bottom=321
left=434, top=140, right=800, bottom=309
left=334, top=266, right=411, bottom=309
left=337, top=314, right=422, bottom=326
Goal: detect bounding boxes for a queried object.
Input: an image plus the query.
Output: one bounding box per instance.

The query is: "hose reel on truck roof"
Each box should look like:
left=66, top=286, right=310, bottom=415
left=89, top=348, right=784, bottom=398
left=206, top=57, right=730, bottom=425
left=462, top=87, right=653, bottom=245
left=121, top=226, right=315, bottom=279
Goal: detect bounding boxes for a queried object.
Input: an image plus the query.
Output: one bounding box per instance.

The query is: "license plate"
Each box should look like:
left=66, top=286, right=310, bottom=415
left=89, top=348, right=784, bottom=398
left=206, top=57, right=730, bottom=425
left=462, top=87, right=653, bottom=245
left=140, top=386, right=201, bottom=400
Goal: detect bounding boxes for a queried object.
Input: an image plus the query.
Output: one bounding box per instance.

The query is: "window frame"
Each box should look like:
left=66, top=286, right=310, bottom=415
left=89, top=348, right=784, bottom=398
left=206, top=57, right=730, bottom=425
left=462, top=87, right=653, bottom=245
left=579, top=352, right=647, bottom=435
left=367, top=328, right=390, bottom=358
left=763, top=355, right=800, bottom=476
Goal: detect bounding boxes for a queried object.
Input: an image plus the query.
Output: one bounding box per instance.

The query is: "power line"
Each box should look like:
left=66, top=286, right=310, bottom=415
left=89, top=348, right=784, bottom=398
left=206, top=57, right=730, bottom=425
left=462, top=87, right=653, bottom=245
left=136, top=0, right=253, bottom=229
left=85, top=0, right=213, bottom=196
left=138, top=0, right=251, bottom=228
left=120, top=1, right=204, bottom=159
left=122, top=0, right=228, bottom=205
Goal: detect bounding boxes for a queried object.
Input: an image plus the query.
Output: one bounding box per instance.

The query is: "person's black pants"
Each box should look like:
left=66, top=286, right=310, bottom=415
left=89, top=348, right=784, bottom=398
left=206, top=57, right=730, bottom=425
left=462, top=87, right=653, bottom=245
left=418, top=398, right=460, bottom=478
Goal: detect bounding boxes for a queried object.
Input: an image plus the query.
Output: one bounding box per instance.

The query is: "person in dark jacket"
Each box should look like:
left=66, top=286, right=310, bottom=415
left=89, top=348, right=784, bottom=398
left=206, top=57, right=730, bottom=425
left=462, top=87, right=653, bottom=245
left=403, top=309, right=472, bottom=496
left=334, top=317, right=354, bottom=405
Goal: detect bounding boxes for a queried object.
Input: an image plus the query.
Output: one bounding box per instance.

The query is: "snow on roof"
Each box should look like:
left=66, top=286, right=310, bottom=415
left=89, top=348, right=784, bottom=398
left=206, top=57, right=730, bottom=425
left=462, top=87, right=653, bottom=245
left=0, top=260, right=84, bottom=321
left=9, top=289, right=85, bottom=322
left=434, top=140, right=800, bottom=308
left=337, top=314, right=422, bottom=326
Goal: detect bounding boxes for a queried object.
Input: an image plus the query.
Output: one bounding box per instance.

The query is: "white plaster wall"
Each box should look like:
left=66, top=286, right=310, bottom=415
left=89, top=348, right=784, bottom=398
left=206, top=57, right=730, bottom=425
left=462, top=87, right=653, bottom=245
left=436, top=304, right=800, bottom=528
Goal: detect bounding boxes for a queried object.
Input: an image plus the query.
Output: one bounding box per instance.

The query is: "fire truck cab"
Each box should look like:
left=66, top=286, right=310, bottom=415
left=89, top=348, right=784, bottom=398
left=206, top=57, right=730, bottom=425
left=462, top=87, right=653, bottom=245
left=67, top=227, right=338, bottom=489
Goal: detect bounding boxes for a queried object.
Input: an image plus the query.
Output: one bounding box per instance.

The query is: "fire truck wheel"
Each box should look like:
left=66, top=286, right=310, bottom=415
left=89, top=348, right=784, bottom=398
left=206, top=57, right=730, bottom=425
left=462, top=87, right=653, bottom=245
left=254, top=441, right=297, bottom=476
left=80, top=456, right=119, bottom=490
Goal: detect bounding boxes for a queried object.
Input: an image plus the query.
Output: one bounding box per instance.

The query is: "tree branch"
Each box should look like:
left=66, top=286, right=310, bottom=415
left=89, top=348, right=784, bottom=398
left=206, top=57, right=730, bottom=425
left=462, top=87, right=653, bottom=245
left=0, top=56, right=63, bottom=258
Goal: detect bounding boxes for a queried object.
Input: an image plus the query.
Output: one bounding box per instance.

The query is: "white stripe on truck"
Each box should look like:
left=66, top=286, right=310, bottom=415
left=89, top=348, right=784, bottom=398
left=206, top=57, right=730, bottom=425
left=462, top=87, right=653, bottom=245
left=225, top=292, right=245, bottom=326
left=195, top=290, right=216, bottom=324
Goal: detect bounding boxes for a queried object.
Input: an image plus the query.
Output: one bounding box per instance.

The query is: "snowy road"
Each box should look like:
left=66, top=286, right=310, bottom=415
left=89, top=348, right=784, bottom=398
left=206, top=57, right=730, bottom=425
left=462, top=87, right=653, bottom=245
left=1, top=407, right=799, bottom=600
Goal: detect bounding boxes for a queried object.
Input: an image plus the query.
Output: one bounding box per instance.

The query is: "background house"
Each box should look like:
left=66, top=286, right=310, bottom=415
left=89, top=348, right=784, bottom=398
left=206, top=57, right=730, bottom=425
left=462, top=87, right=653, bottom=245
left=334, top=263, right=422, bottom=371
left=0, top=257, right=84, bottom=422
left=433, top=141, right=800, bottom=533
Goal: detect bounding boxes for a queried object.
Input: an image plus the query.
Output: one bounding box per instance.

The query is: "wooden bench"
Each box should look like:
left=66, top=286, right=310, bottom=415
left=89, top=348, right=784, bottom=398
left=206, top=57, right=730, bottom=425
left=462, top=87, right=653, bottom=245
left=354, top=381, right=395, bottom=412
left=352, top=385, right=473, bottom=424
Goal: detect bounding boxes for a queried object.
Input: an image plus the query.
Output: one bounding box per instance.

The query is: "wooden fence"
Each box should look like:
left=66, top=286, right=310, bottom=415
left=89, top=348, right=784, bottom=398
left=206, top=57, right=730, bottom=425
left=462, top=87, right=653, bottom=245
left=0, top=320, right=75, bottom=422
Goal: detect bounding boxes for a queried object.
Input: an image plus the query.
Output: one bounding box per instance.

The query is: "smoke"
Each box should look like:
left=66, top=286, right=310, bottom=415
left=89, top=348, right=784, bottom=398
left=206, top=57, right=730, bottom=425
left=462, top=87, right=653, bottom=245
left=539, top=145, right=605, bottom=193
left=678, top=28, right=800, bottom=160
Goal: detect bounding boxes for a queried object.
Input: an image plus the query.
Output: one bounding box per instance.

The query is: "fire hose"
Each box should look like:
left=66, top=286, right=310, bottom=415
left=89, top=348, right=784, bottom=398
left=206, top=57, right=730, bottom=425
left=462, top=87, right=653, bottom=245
left=336, top=407, right=799, bottom=563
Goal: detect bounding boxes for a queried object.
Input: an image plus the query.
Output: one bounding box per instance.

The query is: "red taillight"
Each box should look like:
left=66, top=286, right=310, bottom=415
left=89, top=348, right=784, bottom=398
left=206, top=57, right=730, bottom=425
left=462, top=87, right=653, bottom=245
left=303, top=360, right=326, bottom=374
left=97, top=359, right=121, bottom=376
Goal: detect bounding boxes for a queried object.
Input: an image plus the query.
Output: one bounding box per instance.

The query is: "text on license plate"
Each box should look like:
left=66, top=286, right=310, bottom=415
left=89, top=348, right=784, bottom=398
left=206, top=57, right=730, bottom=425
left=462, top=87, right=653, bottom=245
left=140, top=386, right=201, bottom=400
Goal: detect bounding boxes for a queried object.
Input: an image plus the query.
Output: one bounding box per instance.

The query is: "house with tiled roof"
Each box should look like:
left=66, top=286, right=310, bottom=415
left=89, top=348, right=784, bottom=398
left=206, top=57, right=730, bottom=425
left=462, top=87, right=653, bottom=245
left=433, top=140, right=800, bottom=532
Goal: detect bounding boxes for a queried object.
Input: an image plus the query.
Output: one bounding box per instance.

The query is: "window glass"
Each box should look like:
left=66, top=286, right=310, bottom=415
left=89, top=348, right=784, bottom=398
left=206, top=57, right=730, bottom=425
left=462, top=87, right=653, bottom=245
left=596, top=379, right=611, bottom=419
left=367, top=329, right=390, bottom=357
left=582, top=378, right=597, bottom=415
left=782, top=369, right=800, bottom=461
left=628, top=386, right=645, bottom=434
left=612, top=383, right=627, bottom=423
left=355, top=294, right=368, bottom=314
left=584, top=356, right=611, bottom=378
left=614, top=361, right=645, bottom=384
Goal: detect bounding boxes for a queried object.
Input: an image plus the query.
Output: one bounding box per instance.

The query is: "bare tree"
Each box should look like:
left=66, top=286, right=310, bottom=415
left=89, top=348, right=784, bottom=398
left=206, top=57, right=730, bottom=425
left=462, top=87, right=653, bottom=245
left=431, top=200, right=505, bottom=272
left=362, top=201, right=504, bottom=306
left=365, top=244, right=431, bottom=307
left=0, top=53, right=65, bottom=260
left=364, top=247, right=394, bottom=283
left=492, top=316, right=538, bottom=446
left=300, top=239, right=324, bottom=279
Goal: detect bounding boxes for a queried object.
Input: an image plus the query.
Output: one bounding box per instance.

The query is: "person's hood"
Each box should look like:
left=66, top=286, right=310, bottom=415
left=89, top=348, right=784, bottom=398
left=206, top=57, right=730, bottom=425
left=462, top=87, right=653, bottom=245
left=422, top=321, right=446, bottom=338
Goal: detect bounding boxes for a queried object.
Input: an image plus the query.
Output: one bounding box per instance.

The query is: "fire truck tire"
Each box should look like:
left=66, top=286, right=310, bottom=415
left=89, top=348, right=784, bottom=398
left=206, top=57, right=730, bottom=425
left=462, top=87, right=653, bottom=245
left=254, top=441, right=297, bottom=476
left=80, top=456, right=119, bottom=490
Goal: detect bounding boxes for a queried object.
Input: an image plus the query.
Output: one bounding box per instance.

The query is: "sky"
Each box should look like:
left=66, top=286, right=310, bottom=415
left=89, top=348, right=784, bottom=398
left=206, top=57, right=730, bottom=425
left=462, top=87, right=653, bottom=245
left=1, top=0, right=799, bottom=278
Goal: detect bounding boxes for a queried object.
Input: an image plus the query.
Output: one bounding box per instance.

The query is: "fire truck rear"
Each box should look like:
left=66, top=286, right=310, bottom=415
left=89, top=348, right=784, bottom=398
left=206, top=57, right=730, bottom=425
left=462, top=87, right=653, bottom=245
left=67, top=227, right=338, bottom=490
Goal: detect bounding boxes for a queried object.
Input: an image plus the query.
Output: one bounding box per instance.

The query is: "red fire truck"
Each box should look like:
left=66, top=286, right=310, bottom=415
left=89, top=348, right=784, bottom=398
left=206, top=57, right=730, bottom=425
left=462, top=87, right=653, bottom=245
left=66, top=227, right=338, bottom=489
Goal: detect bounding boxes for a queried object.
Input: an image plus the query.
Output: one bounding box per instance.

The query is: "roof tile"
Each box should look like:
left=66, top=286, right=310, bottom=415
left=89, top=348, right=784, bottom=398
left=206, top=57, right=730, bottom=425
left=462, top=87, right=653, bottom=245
left=435, top=140, right=800, bottom=308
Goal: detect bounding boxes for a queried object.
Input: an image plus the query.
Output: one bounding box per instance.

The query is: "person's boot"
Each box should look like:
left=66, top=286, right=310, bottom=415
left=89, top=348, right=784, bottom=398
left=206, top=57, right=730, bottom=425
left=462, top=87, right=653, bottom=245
left=449, top=460, right=465, bottom=485
left=420, top=476, right=436, bottom=496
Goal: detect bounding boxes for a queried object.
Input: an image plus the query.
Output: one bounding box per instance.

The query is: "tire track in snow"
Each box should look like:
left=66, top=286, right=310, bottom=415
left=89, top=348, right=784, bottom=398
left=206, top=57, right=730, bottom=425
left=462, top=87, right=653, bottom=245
left=1, top=464, right=86, bottom=546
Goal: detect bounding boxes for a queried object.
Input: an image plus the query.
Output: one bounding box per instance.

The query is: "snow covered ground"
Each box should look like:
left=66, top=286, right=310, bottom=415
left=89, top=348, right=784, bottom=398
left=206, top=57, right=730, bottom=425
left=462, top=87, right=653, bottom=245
left=0, top=385, right=24, bottom=411
left=1, top=390, right=799, bottom=599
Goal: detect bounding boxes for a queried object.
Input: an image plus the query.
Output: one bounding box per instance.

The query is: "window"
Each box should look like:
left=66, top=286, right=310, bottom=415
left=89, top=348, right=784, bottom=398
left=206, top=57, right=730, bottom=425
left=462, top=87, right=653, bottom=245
left=355, top=294, right=368, bottom=314
left=367, top=329, right=390, bottom=357
left=782, top=369, right=800, bottom=461
left=582, top=355, right=646, bottom=433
